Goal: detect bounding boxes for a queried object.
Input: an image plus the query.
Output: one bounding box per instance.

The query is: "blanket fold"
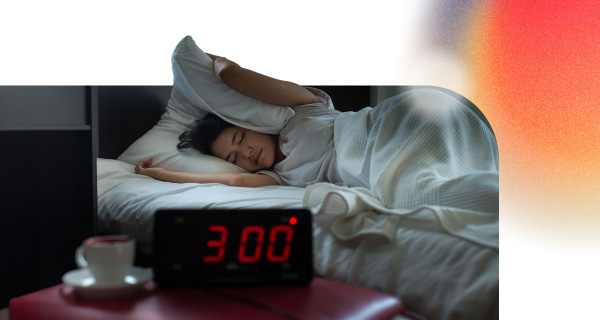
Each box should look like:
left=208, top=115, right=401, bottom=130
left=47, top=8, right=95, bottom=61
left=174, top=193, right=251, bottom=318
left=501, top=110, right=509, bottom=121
left=303, top=183, right=499, bottom=249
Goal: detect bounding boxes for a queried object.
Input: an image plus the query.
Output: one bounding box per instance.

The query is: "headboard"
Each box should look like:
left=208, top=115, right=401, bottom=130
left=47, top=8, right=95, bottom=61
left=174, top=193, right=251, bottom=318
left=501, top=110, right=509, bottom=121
left=96, top=85, right=492, bottom=159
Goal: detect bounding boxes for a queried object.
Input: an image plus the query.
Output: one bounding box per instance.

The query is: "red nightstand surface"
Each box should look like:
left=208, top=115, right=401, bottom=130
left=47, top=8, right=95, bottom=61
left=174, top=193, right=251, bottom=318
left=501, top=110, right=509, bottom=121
left=9, top=277, right=405, bottom=320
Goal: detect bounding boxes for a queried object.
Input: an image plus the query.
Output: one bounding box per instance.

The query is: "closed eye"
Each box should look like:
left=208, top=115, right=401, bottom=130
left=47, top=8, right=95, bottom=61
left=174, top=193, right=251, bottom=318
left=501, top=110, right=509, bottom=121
left=226, top=130, right=243, bottom=164
left=225, top=151, right=236, bottom=164
left=231, top=133, right=245, bottom=165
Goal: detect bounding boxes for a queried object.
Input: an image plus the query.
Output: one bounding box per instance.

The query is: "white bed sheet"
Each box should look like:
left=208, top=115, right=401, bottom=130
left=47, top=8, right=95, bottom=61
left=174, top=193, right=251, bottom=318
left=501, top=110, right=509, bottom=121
left=97, top=158, right=498, bottom=320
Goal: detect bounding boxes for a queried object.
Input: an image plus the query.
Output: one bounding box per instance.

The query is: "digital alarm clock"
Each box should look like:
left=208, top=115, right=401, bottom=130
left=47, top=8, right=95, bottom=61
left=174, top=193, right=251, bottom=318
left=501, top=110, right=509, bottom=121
left=153, top=209, right=313, bottom=286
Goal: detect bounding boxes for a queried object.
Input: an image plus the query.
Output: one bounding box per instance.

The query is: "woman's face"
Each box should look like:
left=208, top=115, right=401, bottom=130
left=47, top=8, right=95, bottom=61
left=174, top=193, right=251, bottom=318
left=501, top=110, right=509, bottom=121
left=211, top=127, right=278, bottom=172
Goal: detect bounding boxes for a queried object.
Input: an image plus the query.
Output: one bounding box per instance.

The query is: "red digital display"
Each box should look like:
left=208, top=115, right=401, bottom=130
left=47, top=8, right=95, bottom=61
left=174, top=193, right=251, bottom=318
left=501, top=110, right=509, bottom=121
left=153, top=209, right=313, bottom=287
left=203, top=225, right=294, bottom=263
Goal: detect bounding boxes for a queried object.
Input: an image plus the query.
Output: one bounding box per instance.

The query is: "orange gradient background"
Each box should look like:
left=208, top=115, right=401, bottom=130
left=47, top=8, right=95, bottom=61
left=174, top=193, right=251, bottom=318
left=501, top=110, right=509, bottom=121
left=467, top=1, right=600, bottom=242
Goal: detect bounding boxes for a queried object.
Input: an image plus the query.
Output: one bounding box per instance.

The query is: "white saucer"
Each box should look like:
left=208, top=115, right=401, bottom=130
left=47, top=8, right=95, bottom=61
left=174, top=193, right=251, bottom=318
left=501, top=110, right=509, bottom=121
left=62, top=266, right=153, bottom=299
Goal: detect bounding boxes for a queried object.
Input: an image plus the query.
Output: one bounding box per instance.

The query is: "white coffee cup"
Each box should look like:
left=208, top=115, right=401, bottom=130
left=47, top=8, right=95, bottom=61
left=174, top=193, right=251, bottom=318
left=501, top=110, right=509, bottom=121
left=75, top=235, right=135, bottom=284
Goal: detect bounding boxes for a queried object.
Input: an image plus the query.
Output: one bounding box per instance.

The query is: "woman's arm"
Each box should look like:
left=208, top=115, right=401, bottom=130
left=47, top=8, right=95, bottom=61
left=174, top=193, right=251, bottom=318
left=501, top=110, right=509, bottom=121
left=135, top=159, right=279, bottom=187
left=206, top=53, right=320, bottom=107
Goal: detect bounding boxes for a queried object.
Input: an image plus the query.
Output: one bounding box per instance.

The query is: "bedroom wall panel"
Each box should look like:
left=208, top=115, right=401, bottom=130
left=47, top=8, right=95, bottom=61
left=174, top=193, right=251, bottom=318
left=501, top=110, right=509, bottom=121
left=0, top=86, right=96, bottom=309
left=309, top=86, right=371, bottom=112
left=0, top=87, right=88, bottom=130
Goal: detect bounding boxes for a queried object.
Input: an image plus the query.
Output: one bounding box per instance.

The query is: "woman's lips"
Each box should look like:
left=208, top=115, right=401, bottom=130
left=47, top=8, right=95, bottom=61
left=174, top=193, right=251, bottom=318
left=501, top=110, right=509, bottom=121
left=255, top=149, right=262, bottom=165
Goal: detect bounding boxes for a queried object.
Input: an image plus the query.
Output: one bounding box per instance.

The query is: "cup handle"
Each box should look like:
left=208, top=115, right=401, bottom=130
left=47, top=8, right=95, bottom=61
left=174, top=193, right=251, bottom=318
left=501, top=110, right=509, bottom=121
left=75, top=245, right=88, bottom=268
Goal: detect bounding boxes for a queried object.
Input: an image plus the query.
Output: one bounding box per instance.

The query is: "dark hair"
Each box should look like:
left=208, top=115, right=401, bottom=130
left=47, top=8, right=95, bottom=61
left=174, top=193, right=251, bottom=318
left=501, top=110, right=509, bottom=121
left=177, top=113, right=235, bottom=156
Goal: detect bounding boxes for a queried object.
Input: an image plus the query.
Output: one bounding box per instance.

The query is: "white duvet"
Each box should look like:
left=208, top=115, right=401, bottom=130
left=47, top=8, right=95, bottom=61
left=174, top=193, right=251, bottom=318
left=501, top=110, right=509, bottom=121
left=98, top=156, right=498, bottom=320
left=305, top=88, right=499, bottom=251
left=308, top=89, right=499, bottom=319
left=334, top=89, right=499, bottom=212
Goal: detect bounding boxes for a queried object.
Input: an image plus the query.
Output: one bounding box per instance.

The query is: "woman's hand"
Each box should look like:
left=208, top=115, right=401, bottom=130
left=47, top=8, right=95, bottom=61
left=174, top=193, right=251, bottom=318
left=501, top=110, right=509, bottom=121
left=208, top=54, right=239, bottom=82
left=206, top=53, right=221, bottom=61
left=206, top=53, right=230, bottom=81
left=135, top=158, right=165, bottom=179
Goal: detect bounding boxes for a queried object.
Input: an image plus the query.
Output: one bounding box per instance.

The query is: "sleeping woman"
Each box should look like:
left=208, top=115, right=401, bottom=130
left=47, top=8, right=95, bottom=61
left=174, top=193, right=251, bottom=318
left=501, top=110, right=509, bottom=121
left=135, top=53, right=499, bottom=213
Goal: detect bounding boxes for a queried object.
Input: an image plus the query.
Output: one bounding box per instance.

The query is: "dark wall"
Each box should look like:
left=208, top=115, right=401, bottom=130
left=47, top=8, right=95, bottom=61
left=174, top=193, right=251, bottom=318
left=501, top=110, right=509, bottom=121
left=0, top=131, right=94, bottom=306
left=0, top=86, right=96, bottom=308
left=0, top=87, right=88, bottom=129
left=310, top=86, right=371, bottom=112
left=97, top=86, right=172, bottom=159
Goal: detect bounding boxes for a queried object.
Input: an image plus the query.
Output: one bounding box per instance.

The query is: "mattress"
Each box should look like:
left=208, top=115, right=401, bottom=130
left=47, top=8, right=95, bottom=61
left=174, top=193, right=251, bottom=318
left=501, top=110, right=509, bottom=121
left=97, top=158, right=498, bottom=320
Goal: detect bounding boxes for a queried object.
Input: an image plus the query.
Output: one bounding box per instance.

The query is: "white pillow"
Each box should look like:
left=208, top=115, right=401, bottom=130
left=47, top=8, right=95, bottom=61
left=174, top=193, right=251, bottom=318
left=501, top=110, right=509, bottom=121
left=117, top=112, right=246, bottom=174
left=117, top=35, right=292, bottom=173
left=169, top=35, right=296, bottom=134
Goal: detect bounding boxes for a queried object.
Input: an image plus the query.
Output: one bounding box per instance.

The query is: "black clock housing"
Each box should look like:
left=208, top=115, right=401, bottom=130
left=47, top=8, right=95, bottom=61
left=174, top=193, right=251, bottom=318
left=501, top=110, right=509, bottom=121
left=153, top=209, right=313, bottom=286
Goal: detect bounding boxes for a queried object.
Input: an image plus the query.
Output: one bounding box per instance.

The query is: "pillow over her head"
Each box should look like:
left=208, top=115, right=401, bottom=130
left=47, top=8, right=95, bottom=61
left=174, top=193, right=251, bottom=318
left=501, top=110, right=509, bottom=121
left=117, top=36, right=329, bottom=174
left=169, top=36, right=296, bottom=134
left=118, top=35, right=293, bottom=173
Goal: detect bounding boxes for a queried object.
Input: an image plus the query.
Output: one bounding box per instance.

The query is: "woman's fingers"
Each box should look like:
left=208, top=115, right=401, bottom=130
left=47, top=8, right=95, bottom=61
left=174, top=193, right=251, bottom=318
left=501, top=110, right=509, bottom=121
left=142, top=158, right=153, bottom=168
left=135, top=159, right=151, bottom=174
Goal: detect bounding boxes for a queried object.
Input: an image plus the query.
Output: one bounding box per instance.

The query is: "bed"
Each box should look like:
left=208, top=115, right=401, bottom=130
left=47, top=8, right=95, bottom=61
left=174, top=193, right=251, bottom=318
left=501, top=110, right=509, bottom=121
left=95, top=36, right=498, bottom=320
